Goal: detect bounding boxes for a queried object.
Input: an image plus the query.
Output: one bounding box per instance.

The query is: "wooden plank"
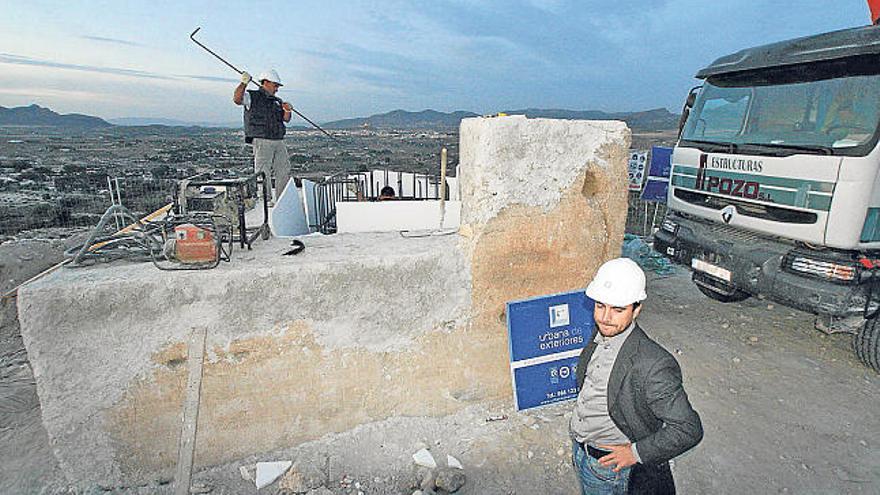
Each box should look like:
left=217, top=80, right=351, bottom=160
left=174, top=327, right=207, bottom=495
left=90, top=202, right=173, bottom=251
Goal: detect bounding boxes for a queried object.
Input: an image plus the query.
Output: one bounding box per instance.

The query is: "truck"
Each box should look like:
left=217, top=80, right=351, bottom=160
left=654, top=13, right=880, bottom=372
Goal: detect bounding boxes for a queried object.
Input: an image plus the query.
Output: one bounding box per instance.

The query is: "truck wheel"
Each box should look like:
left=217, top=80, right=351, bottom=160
left=853, top=318, right=880, bottom=373
left=695, top=283, right=751, bottom=303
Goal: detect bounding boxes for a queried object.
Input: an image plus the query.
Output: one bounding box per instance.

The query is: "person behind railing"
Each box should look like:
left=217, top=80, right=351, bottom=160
left=378, top=186, right=396, bottom=201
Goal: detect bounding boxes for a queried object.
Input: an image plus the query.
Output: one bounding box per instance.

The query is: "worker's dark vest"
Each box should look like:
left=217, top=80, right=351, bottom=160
left=244, top=89, right=286, bottom=143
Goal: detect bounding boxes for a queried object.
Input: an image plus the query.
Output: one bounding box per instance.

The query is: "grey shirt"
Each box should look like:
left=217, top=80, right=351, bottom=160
left=570, top=324, right=638, bottom=453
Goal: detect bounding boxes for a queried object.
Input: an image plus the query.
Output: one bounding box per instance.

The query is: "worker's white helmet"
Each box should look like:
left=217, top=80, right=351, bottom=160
left=258, top=69, right=283, bottom=86
left=585, top=258, right=647, bottom=307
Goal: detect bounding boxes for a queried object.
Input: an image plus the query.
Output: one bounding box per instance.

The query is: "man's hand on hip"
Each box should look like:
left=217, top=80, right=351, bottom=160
left=597, top=443, right=638, bottom=472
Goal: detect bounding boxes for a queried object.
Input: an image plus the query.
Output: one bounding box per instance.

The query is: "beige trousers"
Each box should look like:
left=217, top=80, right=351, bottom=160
left=252, top=138, right=291, bottom=200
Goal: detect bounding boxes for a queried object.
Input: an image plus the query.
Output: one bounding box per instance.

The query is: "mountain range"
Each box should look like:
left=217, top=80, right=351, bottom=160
left=0, top=105, right=680, bottom=131
left=323, top=107, right=680, bottom=131
left=324, top=110, right=480, bottom=130
left=0, top=104, right=111, bottom=128
left=107, top=117, right=238, bottom=127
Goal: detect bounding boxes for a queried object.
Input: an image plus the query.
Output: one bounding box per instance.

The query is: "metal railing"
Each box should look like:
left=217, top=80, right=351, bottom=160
left=311, top=169, right=448, bottom=234
left=312, top=173, right=362, bottom=234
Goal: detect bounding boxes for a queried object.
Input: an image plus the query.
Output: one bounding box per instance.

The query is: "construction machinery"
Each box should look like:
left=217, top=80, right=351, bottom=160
left=66, top=172, right=270, bottom=270
left=173, top=172, right=270, bottom=249
left=656, top=8, right=880, bottom=371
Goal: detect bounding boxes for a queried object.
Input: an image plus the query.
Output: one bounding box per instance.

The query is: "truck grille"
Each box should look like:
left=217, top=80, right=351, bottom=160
left=701, top=221, right=766, bottom=243
left=674, top=189, right=818, bottom=224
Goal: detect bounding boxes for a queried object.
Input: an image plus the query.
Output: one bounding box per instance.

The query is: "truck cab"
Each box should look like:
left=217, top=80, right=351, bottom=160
left=655, top=25, right=880, bottom=371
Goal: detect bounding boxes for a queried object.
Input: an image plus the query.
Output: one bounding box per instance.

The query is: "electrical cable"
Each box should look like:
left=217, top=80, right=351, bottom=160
left=65, top=206, right=234, bottom=270
left=398, top=228, right=459, bottom=238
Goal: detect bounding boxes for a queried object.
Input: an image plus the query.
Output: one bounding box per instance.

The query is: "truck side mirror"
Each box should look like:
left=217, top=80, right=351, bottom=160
left=678, top=86, right=702, bottom=138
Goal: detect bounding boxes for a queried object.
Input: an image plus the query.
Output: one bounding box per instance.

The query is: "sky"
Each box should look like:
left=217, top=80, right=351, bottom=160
left=0, top=1, right=873, bottom=124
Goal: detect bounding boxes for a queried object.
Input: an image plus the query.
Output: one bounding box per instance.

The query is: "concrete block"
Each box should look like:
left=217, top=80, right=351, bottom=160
left=458, top=115, right=630, bottom=330
left=18, top=234, right=471, bottom=487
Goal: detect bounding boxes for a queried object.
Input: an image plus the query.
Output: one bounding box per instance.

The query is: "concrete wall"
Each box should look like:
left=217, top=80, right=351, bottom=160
left=16, top=116, right=629, bottom=488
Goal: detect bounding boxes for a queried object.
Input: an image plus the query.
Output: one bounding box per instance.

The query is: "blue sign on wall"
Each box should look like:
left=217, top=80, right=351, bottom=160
left=506, top=290, right=596, bottom=410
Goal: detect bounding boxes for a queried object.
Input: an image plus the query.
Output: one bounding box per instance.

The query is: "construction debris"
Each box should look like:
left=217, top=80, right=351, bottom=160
left=278, top=460, right=325, bottom=494
left=239, top=466, right=253, bottom=481
left=412, top=449, right=437, bottom=469
left=408, top=448, right=468, bottom=494
left=435, top=467, right=467, bottom=493
left=302, top=488, right=333, bottom=495
left=255, top=461, right=292, bottom=489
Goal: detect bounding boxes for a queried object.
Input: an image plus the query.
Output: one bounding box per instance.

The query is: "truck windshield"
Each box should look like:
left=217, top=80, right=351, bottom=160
left=681, top=74, right=880, bottom=155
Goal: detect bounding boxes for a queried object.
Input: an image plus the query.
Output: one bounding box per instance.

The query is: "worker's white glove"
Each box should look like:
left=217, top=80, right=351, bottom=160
left=240, top=71, right=252, bottom=85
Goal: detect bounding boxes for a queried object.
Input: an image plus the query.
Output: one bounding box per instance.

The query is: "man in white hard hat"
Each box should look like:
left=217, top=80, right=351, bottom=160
left=570, top=258, right=702, bottom=494
left=233, top=69, right=292, bottom=203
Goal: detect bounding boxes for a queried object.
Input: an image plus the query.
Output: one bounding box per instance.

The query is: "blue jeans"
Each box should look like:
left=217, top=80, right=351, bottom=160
left=572, top=440, right=631, bottom=495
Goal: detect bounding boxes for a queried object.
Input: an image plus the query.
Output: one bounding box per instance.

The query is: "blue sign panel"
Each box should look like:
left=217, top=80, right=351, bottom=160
left=506, top=290, right=596, bottom=410
left=512, top=355, right=581, bottom=410
left=640, top=178, right=669, bottom=203
left=640, top=146, right=673, bottom=203
left=647, top=146, right=673, bottom=178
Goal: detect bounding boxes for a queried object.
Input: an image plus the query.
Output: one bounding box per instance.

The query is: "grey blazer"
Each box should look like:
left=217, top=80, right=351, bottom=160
left=575, top=324, right=703, bottom=466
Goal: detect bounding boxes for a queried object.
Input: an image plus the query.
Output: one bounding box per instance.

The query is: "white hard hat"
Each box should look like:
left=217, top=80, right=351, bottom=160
left=585, top=258, right=647, bottom=307
left=258, top=69, right=283, bottom=86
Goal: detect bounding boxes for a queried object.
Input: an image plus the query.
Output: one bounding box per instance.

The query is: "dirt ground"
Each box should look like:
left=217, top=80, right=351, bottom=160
left=0, top=236, right=79, bottom=494
left=2, top=246, right=879, bottom=494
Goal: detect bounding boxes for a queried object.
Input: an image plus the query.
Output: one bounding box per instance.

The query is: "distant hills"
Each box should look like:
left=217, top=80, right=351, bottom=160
left=0, top=104, right=111, bottom=128
left=108, top=117, right=239, bottom=128
left=0, top=104, right=680, bottom=131
left=325, top=110, right=480, bottom=130
left=504, top=108, right=681, bottom=131
left=323, top=108, right=680, bottom=131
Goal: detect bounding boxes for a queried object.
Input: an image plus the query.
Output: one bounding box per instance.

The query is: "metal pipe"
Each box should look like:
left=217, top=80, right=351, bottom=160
left=439, top=147, right=447, bottom=227
left=114, top=177, right=123, bottom=207
left=115, top=177, right=124, bottom=231
left=107, top=176, right=121, bottom=231
left=189, top=27, right=340, bottom=143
